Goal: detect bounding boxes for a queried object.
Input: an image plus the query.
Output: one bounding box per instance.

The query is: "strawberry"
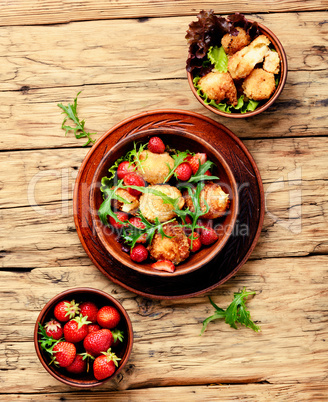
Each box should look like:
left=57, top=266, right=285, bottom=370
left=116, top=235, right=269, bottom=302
left=188, top=153, right=207, bottom=174
left=66, top=354, right=87, bottom=374
left=44, top=319, right=63, bottom=340
left=111, top=329, right=124, bottom=348
left=97, top=306, right=121, bottom=329
left=54, top=300, right=80, bottom=322
left=63, top=314, right=91, bottom=343
left=109, top=211, right=129, bottom=229
left=123, top=173, right=145, bottom=197
left=148, top=137, right=165, bottom=154
left=175, top=162, right=192, bottom=181
left=83, top=329, right=113, bottom=357
left=88, top=324, right=101, bottom=333
left=200, top=227, right=218, bottom=246
left=80, top=301, right=98, bottom=324
left=52, top=341, right=76, bottom=368
left=204, top=170, right=211, bottom=176
left=151, top=260, right=175, bottom=273
left=129, top=217, right=147, bottom=243
left=130, top=244, right=148, bottom=263
left=188, top=233, right=202, bottom=253
left=93, top=349, right=121, bottom=380
left=117, top=161, right=136, bottom=180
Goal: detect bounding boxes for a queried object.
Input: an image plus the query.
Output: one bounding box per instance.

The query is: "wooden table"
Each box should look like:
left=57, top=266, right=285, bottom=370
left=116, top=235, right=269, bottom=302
left=1, top=1, right=327, bottom=400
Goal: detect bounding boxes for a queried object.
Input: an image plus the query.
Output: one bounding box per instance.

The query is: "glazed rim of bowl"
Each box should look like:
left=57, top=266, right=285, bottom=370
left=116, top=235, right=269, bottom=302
left=90, top=129, right=239, bottom=277
left=187, top=20, right=288, bottom=118
left=34, top=287, right=133, bottom=388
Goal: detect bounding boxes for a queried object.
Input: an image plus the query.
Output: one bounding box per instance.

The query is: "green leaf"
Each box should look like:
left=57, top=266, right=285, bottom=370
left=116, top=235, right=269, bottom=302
left=163, top=151, right=189, bottom=183
left=208, top=46, right=228, bottom=72
left=188, top=160, right=219, bottom=183
left=57, top=91, right=96, bottom=147
left=38, top=323, right=62, bottom=354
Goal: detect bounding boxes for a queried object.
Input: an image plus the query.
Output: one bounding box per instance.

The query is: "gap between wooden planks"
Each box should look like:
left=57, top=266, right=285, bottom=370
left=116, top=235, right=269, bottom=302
left=0, top=257, right=327, bottom=393
left=0, top=0, right=326, bottom=26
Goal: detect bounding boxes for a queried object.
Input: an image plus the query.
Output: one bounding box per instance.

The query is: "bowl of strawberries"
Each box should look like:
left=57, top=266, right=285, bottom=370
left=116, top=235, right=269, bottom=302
left=34, top=287, right=133, bottom=387
left=90, top=129, right=239, bottom=277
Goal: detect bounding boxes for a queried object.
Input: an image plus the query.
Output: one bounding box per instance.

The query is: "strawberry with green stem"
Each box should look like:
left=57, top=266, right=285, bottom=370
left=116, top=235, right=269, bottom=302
left=63, top=314, right=91, bottom=343
left=54, top=300, right=80, bottom=322
left=93, top=349, right=121, bottom=380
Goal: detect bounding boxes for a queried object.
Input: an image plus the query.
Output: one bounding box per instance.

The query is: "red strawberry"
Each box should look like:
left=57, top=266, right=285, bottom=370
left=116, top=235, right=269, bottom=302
left=97, top=306, right=121, bottom=329
left=111, top=329, right=124, bottom=348
left=52, top=341, right=76, bottom=368
left=148, top=137, right=165, bottom=154
left=88, top=324, right=101, bottom=333
left=83, top=329, right=113, bottom=357
left=109, top=211, right=129, bottom=229
left=66, top=354, right=87, bottom=374
left=80, top=301, right=98, bottom=324
left=188, top=233, right=202, bottom=253
left=54, top=300, right=80, bottom=322
left=129, top=217, right=147, bottom=243
left=200, top=227, right=218, bottom=246
left=130, top=244, right=148, bottom=263
left=44, top=319, right=63, bottom=340
left=123, top=173, right=145, bottom=197
left=204, top=170, right=211, bottom=176
left=175, top=162, right=192, bottom=181
left=151, top=260, right=175, bottom=273
left=117, top=161, right=136, bottom=180
left=93, top=349, right=121, bottom=380
left=188, top=153, right=207, bottom=174
left=63, top=314, right=91, bottom=343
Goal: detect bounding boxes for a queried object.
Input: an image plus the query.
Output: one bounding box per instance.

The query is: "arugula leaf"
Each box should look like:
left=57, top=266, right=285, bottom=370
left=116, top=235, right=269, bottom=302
left=38, top=323, right=62, bottom=354
left=163, top=151, right=189, bottom=183
left=188, top=160, right=219, bottom=183
left=208, top=46, right=228, bottom=72
left=57, top=91, right=96, bottom=147
left=200, top=288, right=260, bottom=335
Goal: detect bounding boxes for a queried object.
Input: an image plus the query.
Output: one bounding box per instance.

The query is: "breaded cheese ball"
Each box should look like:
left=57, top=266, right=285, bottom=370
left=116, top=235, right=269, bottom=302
left=198, top=71, right=238, bottom=105
left=135, top=150, right=174, bottom=185
left=184, top=182, right=230, bottom=219
left=139, top=185, right=184, bottom=223
left=111, top=187, right=139, bottom=214
left=263, top=50, right=280, bottom=74
left=242, top=68, right=276, bottom=101
left=221, top=27, right=251, bottom=56
left=228, top=35, right=270, bottom=80
left=148, top=222, right=190, bottom=265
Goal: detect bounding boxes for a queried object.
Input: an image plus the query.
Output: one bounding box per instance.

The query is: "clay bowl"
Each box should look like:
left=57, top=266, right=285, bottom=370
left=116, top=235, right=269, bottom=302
left=90, top=129, right=239, bottom=277
left=187, top=20, right=288, bottom=118
left=34, top=287, right=133, bottom=388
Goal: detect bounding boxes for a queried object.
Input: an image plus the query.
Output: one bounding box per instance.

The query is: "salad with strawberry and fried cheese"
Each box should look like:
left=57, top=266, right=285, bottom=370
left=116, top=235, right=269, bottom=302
left=98, top=136, right=230, bottom=273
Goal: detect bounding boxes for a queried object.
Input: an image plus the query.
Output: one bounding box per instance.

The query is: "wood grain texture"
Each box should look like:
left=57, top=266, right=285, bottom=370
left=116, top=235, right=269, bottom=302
left=0, top=1, right=326, bottom=26
left=0, top=257, right=327, bottom=393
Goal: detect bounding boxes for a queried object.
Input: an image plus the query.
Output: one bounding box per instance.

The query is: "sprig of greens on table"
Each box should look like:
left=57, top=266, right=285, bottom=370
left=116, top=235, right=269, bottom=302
left=200, top=288, right=260, bottom=334
left=193, top=46, right=259, bottom=114
left=99, top=144, right=220, bottom=248
left=57, top=91, right=96, bottom=146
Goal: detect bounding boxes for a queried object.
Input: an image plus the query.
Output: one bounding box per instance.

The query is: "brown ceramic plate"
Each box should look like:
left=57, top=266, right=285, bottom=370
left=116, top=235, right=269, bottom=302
left=89, top=130, right=239, bottom=277
left=73, top=110, right=264, bottom=299
left=187, top=20, right=288, bottom=118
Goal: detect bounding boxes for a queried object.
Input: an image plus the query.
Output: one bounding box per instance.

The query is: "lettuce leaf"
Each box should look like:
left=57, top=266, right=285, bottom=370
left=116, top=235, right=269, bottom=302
left=207, top=46, right=228, bottom=72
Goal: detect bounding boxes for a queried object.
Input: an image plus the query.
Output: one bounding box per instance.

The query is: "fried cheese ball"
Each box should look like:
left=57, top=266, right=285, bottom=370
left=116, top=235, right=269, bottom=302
left=228, top=35, right=271, bottom=80
left=148, top=222, right=190, bottom=265
left=111, top=187, right=139, bottom=214
left=221, top=27, right=251, bottom=56
left=198, top=71, right=238, bottom=106
left=139, top=185, right=184, bottom=223
left=184, top=182, right=230, bottom=219
left=135, top=150, right=174, bottom=185
left=242, top=68, right=276, bottom=101
left=263, top=50, right=280, bottom=74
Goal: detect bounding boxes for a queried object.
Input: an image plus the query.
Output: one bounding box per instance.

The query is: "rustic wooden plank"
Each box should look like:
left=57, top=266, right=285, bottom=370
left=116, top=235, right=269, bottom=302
left=1, top=383, right=327, bottom=401
left=0, top=137, right=327, bottom=268
left=0, top=257, right=327, bottom=393
left=1, top=12, right=326, bottom=91
left=1, top=69, right=328, bottom=154
left=0, top=1, right=326, bottom=26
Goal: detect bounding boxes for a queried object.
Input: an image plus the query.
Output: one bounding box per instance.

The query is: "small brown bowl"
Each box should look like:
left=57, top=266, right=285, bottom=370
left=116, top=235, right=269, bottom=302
left=90, top=129, right=239, bottom=277
left=34, top=287, right=133, bottom=388
left=187, top=20, right=288, bottom=118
